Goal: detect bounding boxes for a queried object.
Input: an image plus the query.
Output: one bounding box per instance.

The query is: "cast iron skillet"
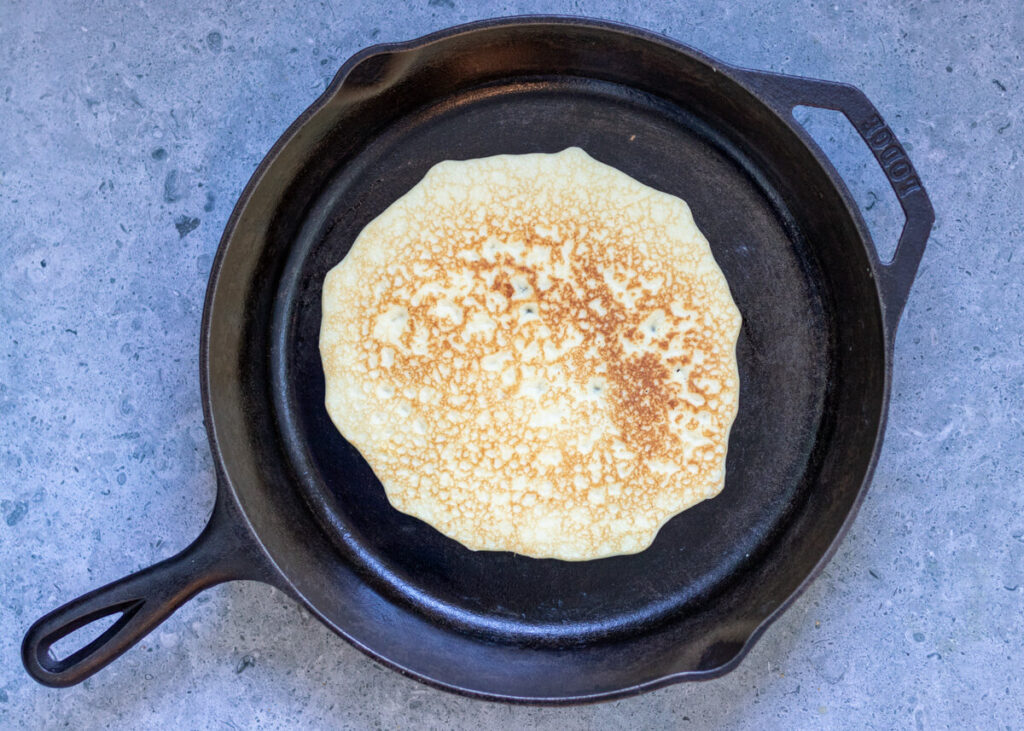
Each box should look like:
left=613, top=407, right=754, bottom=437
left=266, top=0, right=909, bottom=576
left=23, top=17, right=933, bottom=702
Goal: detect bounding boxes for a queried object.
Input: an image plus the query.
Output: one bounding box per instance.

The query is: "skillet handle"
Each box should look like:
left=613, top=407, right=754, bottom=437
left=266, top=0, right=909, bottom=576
left=735, top=69, right=935, bottom=335
left=22, top=493, right=270, bottom=687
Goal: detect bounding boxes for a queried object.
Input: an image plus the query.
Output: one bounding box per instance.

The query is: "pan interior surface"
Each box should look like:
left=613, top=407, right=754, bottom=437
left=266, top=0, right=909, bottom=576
left=271, top=75, right=834, bottom=645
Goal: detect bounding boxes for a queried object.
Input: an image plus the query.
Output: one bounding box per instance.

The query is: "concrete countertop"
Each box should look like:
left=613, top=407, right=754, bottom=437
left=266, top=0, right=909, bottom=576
left=2, top=1, right=1020, bottom=728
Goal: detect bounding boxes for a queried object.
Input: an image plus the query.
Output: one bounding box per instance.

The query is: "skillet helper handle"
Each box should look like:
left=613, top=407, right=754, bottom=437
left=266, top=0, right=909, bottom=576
left=736, top=69, right=935, bottom=334
left=22, top=496, right=264, bottom=687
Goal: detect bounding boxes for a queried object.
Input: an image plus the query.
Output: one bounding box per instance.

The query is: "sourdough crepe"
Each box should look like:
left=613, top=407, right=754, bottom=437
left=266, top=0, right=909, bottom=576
left=320, top=148, right=741, bottom=560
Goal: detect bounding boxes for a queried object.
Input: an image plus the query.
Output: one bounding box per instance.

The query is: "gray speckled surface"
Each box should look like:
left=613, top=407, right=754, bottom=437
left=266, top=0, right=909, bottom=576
left=2, top=1, right=1021, bottom=728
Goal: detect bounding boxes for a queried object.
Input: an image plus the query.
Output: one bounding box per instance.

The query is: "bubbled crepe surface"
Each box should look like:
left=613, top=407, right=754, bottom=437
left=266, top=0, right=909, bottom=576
left=320, top=148, right=741, bottom=561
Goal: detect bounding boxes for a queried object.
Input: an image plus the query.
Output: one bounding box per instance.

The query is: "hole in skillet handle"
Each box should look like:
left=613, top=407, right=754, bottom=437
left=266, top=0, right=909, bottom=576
left=792, top=106, right=904, bottom=264
left=43, top=602, right=142, bottom=670
left=735, top=68, right=935, bottom=337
